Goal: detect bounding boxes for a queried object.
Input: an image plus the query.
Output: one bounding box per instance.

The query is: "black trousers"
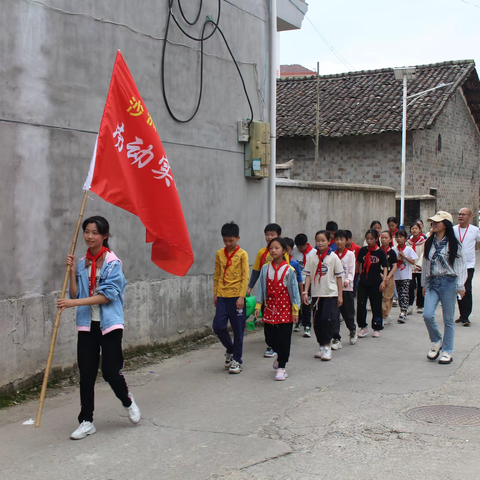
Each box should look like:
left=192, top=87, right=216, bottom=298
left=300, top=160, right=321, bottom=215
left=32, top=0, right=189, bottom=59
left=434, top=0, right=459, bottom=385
left=77, top=322, right=131, bottom=423
left=263, top=322, right=293, bottom=368
left=458, top=268, right=475, bottom=321
left=300, top=291, right=312, bottom=328
left=333, top=291, right=356, bottom=340
left=313, top=297, right=338, bottom=346
left=409, top=272, right=424, bottom=308
left=357, top=281, right=383, bottom=331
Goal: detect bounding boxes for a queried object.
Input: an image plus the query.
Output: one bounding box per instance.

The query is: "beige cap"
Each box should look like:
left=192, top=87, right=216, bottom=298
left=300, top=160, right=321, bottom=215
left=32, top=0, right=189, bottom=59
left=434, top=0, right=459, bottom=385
left=428, top=211, right=453, bottom=223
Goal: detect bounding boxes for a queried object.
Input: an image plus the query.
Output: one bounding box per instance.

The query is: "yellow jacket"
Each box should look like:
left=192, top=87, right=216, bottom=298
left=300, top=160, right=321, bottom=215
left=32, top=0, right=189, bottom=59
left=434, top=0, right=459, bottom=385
left=213, top=247, right=249, bottom=298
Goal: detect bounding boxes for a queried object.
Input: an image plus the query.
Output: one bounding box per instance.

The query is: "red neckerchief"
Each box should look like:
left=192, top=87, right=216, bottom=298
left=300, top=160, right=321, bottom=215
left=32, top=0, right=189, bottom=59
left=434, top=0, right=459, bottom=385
left=86, top=246, right=110, bottom=297
left=347, top=243, right=360, bottom=259
left=381, top=245, right=390, bottom=254
left=336, top=248, right=348, bottom=260
left=302, top=243, right=313, bottom=266
left=409, top=235, right=423, bottom=252
left=314, top=250, right=329, bottom=283
left=223, top=246, right=240, bottom=285
left=363, top=247, right=377, bottom=278
left=458, top=225, right=470, bottom=244
left=270, top=260, right=288, bottom=307
left=392, top=228, right=399, bottom=236
left=259, top=248, right=269, bottom=268
left=396, top=244, right=406, bottom=268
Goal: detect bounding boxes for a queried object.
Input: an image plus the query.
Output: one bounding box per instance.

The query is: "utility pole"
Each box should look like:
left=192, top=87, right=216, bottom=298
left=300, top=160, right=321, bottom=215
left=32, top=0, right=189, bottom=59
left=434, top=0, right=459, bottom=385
left=314, top=62, right=320, bottom=179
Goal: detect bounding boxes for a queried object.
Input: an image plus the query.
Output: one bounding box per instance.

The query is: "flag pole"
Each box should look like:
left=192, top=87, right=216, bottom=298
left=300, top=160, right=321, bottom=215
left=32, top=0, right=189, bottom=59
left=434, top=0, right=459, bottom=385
left=35, top=189, right=89, bottom=427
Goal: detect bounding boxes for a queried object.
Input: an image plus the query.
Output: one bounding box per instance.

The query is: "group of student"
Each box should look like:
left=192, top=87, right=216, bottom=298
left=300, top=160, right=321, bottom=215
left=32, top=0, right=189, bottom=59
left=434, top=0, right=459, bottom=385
left=212, top=212, right=467, bottom=381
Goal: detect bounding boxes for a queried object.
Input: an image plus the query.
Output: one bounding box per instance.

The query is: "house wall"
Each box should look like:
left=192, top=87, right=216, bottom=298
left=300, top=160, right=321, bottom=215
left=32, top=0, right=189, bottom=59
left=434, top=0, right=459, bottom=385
left=0, top=0, right=270, bottom=390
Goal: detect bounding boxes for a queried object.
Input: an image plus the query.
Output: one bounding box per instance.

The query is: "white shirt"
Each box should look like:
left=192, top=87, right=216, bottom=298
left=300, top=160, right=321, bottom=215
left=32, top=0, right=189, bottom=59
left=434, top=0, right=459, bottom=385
left=393, top=245, right=418, bottom=281
left=304, top=251, right=344, bottom=297
left=336, top=249, right=355, bottom=292
left=292, top=245, right=317, bottom=282
left=454, top=224, right=480, bottom=269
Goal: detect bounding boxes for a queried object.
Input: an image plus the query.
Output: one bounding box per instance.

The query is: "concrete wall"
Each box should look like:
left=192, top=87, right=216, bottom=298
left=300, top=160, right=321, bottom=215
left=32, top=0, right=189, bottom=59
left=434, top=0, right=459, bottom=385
left=275, top=179, right=396, bottom=245
left=0, top=0, right=270, bottom=389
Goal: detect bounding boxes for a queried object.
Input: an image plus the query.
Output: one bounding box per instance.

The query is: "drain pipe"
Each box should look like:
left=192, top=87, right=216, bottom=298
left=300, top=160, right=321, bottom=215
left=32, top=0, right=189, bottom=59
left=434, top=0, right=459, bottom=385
left=268, top=0, right=278, bottom=223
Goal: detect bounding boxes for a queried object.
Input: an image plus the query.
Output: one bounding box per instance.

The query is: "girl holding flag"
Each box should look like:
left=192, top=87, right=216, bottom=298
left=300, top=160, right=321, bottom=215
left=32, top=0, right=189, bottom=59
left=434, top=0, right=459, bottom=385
left=356, top=229, right=389, bottom=338
left=303, top=231, right=344, bottom=361
left=57, top=216, right=141, bottom=440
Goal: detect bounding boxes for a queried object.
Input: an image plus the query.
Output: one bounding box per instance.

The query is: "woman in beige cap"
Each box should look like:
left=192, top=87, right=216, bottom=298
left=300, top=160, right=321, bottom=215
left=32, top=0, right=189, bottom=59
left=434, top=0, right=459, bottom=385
left=422, top=211, right=466, bottom=364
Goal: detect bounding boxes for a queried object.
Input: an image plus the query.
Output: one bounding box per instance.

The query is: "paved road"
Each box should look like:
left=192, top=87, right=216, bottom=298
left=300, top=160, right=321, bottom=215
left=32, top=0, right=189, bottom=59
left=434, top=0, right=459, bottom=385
left=1, top=274, right=480, bottom=479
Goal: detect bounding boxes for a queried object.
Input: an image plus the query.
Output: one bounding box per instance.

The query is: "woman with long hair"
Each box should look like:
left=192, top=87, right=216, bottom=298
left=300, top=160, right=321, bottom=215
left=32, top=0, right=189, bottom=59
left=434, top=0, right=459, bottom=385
left=422, top=212, right=467, bottom=365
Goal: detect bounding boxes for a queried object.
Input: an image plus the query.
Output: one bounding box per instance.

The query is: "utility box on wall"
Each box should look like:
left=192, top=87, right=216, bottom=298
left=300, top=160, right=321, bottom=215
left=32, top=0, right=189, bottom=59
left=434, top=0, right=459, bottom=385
left=243, top=121, right=271, bottom=179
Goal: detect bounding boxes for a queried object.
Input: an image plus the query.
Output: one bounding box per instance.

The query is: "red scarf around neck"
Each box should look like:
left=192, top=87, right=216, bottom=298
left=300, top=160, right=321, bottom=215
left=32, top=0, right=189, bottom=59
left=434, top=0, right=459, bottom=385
left=396, top=244, right=406, bottom=268
left=314, top=250, right=328, bottom=283
left=381, top=245, right=390, bottom=253
left=363, top=247, right=377, bottom=278
left=302, top=243, right=313, bottom=266
left=336, top=248, right=348, bottom=260
left=223, top=246, right=240, bottom=285
left=86, top=246, right=110, bottom=297
left=409, top=236, right=423, bottom=252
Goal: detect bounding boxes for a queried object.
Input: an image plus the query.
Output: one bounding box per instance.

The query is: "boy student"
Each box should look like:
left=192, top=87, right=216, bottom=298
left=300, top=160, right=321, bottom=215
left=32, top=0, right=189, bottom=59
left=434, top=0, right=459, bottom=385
left=326, top=221, right=338, bottom=252
left=284, top=237, right=303, bottom=295
left=247, top=223, right=288, bottom=357
left=333, top=230, right=357, bottom=347
left=292, top=233, right=317, bottom=337
left=345, top=229, right=361, bottom=296
left=213, top=222, right=249, bottom=374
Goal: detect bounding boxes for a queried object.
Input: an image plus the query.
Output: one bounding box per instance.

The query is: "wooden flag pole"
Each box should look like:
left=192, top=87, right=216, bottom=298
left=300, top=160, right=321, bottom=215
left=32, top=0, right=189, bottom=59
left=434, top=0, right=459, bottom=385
left=35, top=190, right=89, bottom=427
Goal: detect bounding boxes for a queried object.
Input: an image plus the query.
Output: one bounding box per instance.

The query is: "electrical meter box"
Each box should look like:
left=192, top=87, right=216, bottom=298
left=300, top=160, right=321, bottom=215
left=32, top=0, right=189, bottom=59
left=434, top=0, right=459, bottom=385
left=244, top=121, right=271, bottom=179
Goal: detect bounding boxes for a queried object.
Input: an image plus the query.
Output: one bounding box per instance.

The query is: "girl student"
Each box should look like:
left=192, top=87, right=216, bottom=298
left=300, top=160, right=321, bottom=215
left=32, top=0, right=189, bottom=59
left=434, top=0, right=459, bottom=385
left=57, top=216, right=141, bottom=440
left=380, top=230, right=398, bottom=325
left=363, top=221, right=382, bottom=247
left=422, top=212, right=466, bottom=365
left=393, top=230, right=418, bottom=324
left=303, top=231, right=344, bottom=361
left=356, top=229, right=389, bottom=338
left=254, top=237, right=301, bottom=381
left=407, top=222, right=427, bottom=314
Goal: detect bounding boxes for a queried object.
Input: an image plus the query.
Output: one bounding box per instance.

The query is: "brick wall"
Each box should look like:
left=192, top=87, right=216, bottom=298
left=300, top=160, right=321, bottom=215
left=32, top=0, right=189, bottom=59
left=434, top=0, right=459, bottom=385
left=277, top=88, right=480, bottom=220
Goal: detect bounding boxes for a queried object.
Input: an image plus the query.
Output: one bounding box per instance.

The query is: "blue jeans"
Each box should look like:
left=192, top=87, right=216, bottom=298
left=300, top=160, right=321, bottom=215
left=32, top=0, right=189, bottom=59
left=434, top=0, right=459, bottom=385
left=423, top=276, right=457, bottom=354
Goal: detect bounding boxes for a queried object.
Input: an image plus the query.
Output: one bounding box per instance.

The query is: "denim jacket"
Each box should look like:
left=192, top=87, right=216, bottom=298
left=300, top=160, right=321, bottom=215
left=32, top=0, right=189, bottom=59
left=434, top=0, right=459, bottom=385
left=71, top=251, right=127, bottom=334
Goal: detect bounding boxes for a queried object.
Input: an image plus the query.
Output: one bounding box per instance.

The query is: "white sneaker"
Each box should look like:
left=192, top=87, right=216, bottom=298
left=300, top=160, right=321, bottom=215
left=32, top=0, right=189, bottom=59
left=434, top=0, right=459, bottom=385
left=314, top=346, right=325, bottom=358
left=349, top=330, right=358, bottom=345
left=293, top=324, right=302, bottom=332
left=229, top=360, right=243, bottom=374
left=417, top=307, right=424, bottom=314
left=438, top=351, right=453, bottom=364
left=321, top=346, right=332, bottom=361
left=126, top=394, right=141, bottom=424
left=224, top=353, right=233, bottom=369
left=70, top=421, right=96, bottom=440
left=427, top=341, right=442, bottom=360
left=407, top=306, right=413, bottom=315
left=275, top=368, right=288, bottom=381
left=303, top=326, right=312, bottom=338
left=331, top=339, right=342, bottom=350
left=384, top=314, right=393, bottom=325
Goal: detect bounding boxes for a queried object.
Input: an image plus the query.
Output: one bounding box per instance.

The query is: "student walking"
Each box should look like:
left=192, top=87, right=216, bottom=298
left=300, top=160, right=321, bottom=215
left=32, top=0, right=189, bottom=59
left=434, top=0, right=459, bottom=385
left=303, top=231, right=344, bottom=361
left=255, top=238, right=300, bottom=380
left=356, top=229, right=388, bottom=338
left=393, top=230, right=418, bottom=324
left=422, top=211, right=467, bottom=365
left=213, top=222, right=249, bottom=374
left=57, top=216, right=141, bottom=440
left=380, top=231, right=398, bottom=325
left=407, top=222, right=426, bottom=314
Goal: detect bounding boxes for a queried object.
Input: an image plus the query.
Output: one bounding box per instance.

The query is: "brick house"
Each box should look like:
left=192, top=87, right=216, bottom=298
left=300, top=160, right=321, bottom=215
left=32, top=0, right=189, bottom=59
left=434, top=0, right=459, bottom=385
left=276, top=60, right=480, bottom=225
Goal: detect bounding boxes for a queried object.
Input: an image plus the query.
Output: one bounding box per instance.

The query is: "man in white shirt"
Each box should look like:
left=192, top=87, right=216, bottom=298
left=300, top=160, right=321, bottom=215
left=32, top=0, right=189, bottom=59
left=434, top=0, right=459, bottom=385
left=454, top=207, right=480, bottom=326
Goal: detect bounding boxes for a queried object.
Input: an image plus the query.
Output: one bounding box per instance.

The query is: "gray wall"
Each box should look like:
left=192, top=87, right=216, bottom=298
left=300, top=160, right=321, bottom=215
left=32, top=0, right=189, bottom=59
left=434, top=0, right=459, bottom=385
left=275, top=179, right=396, bottom=246
left=0, top=0, right=270, bottom=389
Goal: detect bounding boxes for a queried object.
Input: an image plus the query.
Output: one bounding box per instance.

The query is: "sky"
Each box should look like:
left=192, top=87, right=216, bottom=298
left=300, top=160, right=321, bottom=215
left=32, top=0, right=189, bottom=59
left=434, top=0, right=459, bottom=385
left=279, top=0, right=480, bottom=75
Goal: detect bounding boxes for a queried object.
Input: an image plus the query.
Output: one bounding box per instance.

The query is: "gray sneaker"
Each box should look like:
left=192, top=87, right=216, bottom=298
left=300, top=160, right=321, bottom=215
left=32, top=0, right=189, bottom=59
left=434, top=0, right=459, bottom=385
left=349, top=330, right=358, bottom=345
left=229, top=360, right=243, bottom=374
left=224, top=353, right=233, bottom=369
left=264, top=348, right=276, bottom=358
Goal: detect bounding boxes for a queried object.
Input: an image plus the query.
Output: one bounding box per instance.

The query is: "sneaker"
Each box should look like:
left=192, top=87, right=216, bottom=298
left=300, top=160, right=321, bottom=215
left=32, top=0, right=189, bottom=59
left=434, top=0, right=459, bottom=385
left=463, top=320, right=471, bottom=327
left=357, top=327, right=369, bottom=338
left=455, top=317, right=463, bottom=323
left=314, top=346, right=325, bottom=358
left=384, top=314, right=393, bottom=325
left=272, top=356, right=278, bottom=370
left=397, top=314, right=406, bottom=324
left=331, top=339, right=342, bottom=350
left=372, top=330, right=381, bottom=338
left=229, top=360, right=243, bottom=374
left=70, top=421, right=96, bottom=440
left=417, top=307, right=424, bottom=314
left=264, top=348, right=276, bottom=358
left=303, top=326, right=312, bottom=338
left=275, top=368, right=288, bottom=381
left=224, top=353, right=233, bottom=369
left=407, top=306, right=413, bottom=315
left=294, top=324, right=302, bottom=332
left=438, top=351, right=453, bottom=364
left=349, top=330, right=357, bottom=345
left=321, top=346, right=332, bottom=361
left=427, top=341, right=442, bottom=360
left=126, top=394, right=141, bottom=424
left=392, top=299, right=398, bottom=308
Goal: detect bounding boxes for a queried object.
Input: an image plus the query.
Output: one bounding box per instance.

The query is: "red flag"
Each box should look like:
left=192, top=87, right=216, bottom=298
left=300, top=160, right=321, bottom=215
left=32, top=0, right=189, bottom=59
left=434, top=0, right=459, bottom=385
left=84, top=51, right=194, bottom=276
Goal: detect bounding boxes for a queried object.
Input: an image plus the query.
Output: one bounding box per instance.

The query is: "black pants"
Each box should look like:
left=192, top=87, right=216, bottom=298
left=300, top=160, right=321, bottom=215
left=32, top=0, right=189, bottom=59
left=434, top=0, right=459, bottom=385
left=357, top=281, right=383, bottom=331
left=313, top=297, right=338, bottom=346
left=300, top=289, right=312, bottom=328
left=263, top=322, right=293, bottom=368
left=409, top=272, right=424, bottom=308
left=77, top=322, right=131, bottom=423
left=458, top=268, right=475, bottom=321
left=333, top=291, right=356, bottom=340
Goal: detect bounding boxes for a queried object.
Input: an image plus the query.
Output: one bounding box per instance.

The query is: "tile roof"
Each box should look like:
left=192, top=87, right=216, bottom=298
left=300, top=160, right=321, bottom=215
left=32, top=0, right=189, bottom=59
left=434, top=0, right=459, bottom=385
left=277, top=60, right=480, bottom=138
left=280, top=64, right=316, bottom=76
